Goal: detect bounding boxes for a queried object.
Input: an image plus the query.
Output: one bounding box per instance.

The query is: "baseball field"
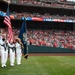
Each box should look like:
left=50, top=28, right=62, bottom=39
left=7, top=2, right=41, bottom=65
left=0, top=54, right=75, bottom=75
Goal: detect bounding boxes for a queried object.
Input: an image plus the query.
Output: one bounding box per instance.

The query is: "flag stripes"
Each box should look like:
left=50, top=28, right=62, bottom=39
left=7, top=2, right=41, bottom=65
left=3, top=6, right=14, bottom=42
left=7, top=27, right=14, bottom=42
left=4, top=15, right=11, bottom=28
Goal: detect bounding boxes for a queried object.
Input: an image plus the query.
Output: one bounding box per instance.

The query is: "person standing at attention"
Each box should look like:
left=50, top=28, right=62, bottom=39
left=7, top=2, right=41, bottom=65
left=15, top=38, right=23, bottom=65
left=8, top=40, right=15, bottom=66
left=0, top=35, right=8, bottom=68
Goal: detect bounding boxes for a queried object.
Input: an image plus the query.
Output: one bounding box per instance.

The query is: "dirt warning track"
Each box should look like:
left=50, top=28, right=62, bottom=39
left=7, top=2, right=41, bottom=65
left=29, top=53, right=75, bottom=56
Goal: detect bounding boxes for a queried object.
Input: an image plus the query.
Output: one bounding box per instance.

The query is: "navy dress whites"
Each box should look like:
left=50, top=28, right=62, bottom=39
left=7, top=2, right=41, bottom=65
left=8, top=42, right=15, bottom=66
left=0, top=38, right=8, bottom=68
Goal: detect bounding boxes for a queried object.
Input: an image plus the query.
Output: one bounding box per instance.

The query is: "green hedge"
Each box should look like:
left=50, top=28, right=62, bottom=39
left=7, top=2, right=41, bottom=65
left=28, top=45, right=75, bottom=53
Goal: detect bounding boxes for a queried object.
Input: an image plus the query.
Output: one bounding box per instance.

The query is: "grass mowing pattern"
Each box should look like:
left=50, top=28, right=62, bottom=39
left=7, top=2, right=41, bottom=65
left=0, top=56, right=75, bottom=75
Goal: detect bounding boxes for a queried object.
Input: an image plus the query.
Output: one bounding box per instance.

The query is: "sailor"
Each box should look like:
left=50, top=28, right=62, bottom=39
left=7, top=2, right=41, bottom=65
left=0, top=36, right=7, bottom=68
left=8, top=40, right=15, bottom=66
left=15, top=38, right=23, bottom=65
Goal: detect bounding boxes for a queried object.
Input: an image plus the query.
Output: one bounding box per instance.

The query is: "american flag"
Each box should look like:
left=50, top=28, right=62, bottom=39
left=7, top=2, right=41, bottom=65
left=4, top=6, right=14, bottom=42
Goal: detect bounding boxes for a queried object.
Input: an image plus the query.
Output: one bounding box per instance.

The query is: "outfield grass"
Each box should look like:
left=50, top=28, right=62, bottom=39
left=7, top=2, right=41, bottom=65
left=0, top=56, right=75, bottom=75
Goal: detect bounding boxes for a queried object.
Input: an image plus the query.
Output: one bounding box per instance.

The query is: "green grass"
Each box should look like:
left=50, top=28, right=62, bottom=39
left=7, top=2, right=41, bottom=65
left=0, top=56, right=75, bottom=75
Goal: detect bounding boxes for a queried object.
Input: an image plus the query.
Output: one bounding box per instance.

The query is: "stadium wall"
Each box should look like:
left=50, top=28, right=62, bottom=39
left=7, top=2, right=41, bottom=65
left=28, top=45, right=75, bottom=53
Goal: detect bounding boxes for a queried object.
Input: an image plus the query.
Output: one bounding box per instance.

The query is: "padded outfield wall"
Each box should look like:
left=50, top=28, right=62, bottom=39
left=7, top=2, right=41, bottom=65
left=28, top=45, right=75, bottom=53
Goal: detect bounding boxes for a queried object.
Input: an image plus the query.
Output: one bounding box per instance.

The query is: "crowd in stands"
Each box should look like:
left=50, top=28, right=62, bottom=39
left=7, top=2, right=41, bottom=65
left=9, top=0, right=75, bottom=9
left=13, top=29, right=75, bottom=50
left=11, top=12, right=75, bottom=20
left=1, top=0, right=75, bottom=50
left=0, top=28, right=75, bottom=50
left=1, top=0, right=75, bottom=20
left=27, top=29, right=75, bottom=50
left=1, top=10, right=75, bottom=21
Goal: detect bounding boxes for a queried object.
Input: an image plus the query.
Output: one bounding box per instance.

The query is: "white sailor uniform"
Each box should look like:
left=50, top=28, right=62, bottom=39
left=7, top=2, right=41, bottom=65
left=0, top=39, right=7, bottom=67
left=15, top=42, right=22, bottom=65
left=8, top=42, right=15, bottom=66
